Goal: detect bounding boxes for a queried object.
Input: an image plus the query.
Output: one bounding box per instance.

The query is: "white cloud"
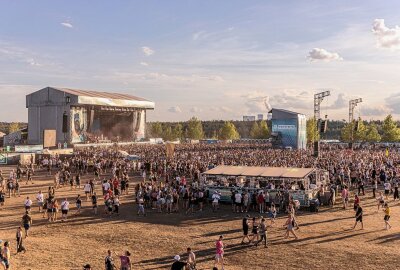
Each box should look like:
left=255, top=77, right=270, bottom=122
left=192, top=31, right=207, bottom=41
left=269, top=89, right=312, bottom=110
left=307, top=48, right=343, bottom=61
left=372, top=19, right=400, bottom=49
left=219, top=106, right=232, bottom=113
left=190, top=107, right=203, bottom=113
left=168, top=106, right=182, bottom=113
left=326, top=93, right=347, bottom=109
left=140, top=62, right=149, bottom=66
left=25, top=58, right=41, bottom=66
left=361, top=105, right=390, bottom=117
left=141, top=46, right=154, bottom=56
left=241, top=91, right=271, bottom=113
left=385, top=93, right=400, bottom=114
left=61, top=22, right=73, bottom=28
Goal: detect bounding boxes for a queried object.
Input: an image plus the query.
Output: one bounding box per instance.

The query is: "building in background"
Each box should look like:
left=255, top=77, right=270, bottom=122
left=270, top=108, right=307, bottom=150
left=26, top=87, right=155, bottom=145
left=243, top=115, right=256, bottom=121
left=257, top=114, right=264, bottom=120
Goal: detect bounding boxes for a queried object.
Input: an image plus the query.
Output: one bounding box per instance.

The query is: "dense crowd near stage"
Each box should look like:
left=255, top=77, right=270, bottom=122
left=1, top=142, right=400, bottom=270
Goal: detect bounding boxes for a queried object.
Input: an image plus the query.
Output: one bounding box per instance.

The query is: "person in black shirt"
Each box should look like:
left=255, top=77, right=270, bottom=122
left=240, top=215, right=250, bottom=244
left=91, top=192, right=98, bottom=215
left=352, top=204, right=363, bottom=230
left=171, top=255, right=187, bottom=270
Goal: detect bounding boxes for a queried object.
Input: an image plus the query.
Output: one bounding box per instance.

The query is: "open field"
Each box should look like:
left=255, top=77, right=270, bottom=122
left=1, top=167, right=400, bottom=270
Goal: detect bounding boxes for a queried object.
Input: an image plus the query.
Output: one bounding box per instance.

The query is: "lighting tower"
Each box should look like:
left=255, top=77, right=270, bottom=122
left=349, top=98, right=363, bottom=148
left=313, top=90, right=331, bottom=157
left=349, top=98, right=362, bottom=123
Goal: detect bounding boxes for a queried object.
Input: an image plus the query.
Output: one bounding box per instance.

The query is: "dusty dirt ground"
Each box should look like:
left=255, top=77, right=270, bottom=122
left=1, top=166, right=400, bottom=270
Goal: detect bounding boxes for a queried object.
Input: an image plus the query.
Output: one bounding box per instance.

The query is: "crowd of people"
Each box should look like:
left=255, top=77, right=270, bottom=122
left=1, top=142, right=400, bottom=269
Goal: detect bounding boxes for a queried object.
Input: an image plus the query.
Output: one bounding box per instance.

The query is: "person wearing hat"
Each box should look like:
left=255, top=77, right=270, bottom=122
left=171, top=254, right=187, bottom=270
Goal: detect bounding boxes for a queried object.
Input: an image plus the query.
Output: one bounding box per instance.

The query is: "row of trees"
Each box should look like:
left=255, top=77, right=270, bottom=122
left=149, top=117, right=270, bottom=141
left=306, top=115, right=400, bottom=143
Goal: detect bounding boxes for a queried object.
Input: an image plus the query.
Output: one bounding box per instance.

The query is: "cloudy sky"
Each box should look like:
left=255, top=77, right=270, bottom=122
left=1, top=1, right=400, bottom=122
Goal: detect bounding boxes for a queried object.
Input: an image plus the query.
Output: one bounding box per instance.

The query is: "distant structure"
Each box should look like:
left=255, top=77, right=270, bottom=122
left=270, top=108, right=307, bottom=150
left=243, top=115, right=256, bottom=121
left=257, top=114, right=264, bottom=120
left=26, top=87, right=155, bottom=145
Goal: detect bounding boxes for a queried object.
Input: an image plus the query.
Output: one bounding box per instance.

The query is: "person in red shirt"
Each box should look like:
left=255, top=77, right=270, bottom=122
left=113, top=179, right=119, bottom=191
left=353, top=194, right=360, bottom=211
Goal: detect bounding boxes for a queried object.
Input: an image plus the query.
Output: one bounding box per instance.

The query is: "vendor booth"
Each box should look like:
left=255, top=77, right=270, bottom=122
left=202, top=165, right=328, bottom=207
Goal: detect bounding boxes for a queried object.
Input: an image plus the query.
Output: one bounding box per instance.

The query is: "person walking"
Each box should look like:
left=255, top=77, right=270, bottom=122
left=352, top=204, right=364, bottom=230
left=21, top=211, right=32, bottom=238
left=283, top=214, right=298, bottom=240
left=1, top=241, right=11, bottom=270
left=341, top=186, right=349, bottom=210
left=240, top=215, right=250, bottom=244
left=105, top=250, right=115, bottom=270
left=16, top=226, right=26, bottom=254
left=214, top=235, right=224, bottom=270
left=116, top=250, right=132, bottom=270
left=257, top=218, right=269, bottom=248
left=383, top=203, right=392, bottom=230
left=61, top=198, right=70, bottom=221
left=249, top=217, right=259, bottom=244
left=186, top=247, right=196, bottom=270
left=36, top=191, right=44, bottom=213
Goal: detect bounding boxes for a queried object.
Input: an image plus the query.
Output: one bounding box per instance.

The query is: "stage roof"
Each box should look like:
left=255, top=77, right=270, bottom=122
left=27, top=87, right=155, bottom=109
left=203, top=165, right=315, bottom=178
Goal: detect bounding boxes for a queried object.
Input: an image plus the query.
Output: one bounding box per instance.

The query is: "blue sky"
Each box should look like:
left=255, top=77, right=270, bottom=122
left=1, top=1, right=400, bottom=122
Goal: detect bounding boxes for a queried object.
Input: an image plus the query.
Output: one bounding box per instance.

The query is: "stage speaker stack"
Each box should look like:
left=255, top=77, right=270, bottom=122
left=320, top=120, right=328, bottom=133
left=62, top=112, right=68, bottom=133
left=313, top=141, right=319, bottom=158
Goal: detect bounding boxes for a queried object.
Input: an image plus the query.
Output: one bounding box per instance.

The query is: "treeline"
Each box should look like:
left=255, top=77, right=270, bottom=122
left=0, top=122, right=27, bottom=134
left=147, top=117, right=270, bottom=141
left=147, top=115, right=400, bottom=143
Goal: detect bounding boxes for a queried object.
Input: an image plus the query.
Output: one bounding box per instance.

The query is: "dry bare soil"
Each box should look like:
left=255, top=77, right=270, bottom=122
left=1, top=166, right=399, bottom=270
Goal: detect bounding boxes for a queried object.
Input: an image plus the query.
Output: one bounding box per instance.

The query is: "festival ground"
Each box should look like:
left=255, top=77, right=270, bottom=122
left=1, top=167, right=400, bottom=270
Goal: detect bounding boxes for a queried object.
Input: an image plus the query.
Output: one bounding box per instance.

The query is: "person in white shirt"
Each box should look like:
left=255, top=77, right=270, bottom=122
left=84, top=182, right=92, bottom=201
left=102, top=181, right=110, bottom=195
left=212, top=191, right=221, bottom=212
left=235, top=192, right=243, bottom=213
left=61, top=198, right=70, bottom=221
left=384, top=181, right=391, bottom=200
left=24, top=196, right=33, bottom=212
left=36, top=191, right=44, bottom=213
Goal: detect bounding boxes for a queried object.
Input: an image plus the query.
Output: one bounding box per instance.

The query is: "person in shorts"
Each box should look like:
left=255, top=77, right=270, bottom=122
left=21, top=211, right=32, bottom=238
left=61, top=198, right=70, bottom=221
left=241, top=215, right=250, bottom=244
left=91, top=192, right=98, bottom=215
left=1, top=241, right=11, bottom=270
left=352, top=204, right=363, bottom=230
left=383, top=203, right=392, bottom=230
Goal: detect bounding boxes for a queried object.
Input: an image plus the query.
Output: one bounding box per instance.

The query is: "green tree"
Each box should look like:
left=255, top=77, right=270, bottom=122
left=306, top=118, right=319, bottom=144
left=258, top=120, right=270, bottom=139
left=365, top=123, right=381, bottom=142
left=162, top=126, right=174, bottom=141
left=186, top=117, right=204, bottom=140
left=249, top=122, right=260, bottom=139
left=7, top=122, right=20, bottom=134
left=172, top=123, right=183, bottom=141
left=340, top=120, right=366, bottom=142
left=354, top=120, right=367, bottom=142
left=150, top=122, right=163, bottom=138
left=219, top=121, right=240, bottom=140
left=382, top=115, right=400, bottom=142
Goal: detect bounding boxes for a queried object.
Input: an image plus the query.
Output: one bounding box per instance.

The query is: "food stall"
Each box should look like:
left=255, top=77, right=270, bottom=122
left=202, top=165, right=328, bottom=207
